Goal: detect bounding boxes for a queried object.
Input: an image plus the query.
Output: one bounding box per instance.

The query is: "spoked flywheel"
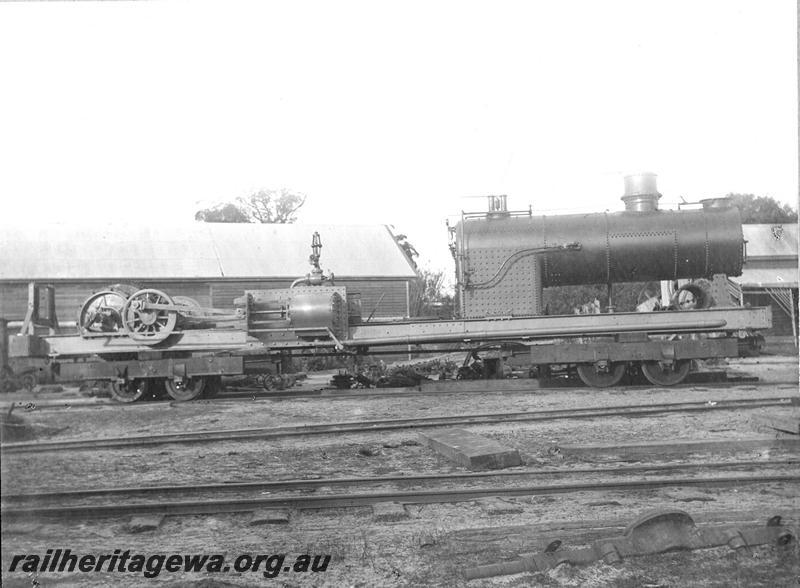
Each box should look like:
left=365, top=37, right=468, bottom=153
left=640, top=359, right=692, bottom=386
left=78, top=291, right=128, bottom=337
left=576, top=362, right=627, bottom=388
left=165, top=377, right=207, bottom=401
left=121, top=289, right=178, bottom=344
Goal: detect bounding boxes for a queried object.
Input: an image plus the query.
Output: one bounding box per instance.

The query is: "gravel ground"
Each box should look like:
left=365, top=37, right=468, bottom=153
left=1, top=357, right=798, bottom=587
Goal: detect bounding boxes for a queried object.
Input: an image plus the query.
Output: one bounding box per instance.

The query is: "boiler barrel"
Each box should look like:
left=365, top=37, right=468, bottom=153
left=458, top=206, right=744, bottom=288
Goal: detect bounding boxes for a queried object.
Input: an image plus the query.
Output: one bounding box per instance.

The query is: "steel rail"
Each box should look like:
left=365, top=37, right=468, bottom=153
left=5, top=459, right=798, bottom=503
left=8, top=378, right=782, bottom=411
left=2, top=396, right=794, bottom=454
left=3, top=473, right=798, bottom=520
left=224, top=379, right=790, bottom=402
left=7, top=377, right=791, bottom=412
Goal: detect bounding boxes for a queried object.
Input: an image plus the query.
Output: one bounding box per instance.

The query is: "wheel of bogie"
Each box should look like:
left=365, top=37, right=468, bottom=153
left=576, top=362, right=627, bottom=388
left=78, top=291, right=128, bottom=337
left=20, top=372, right=37, bottom=391
left=641, top=359, right=692, bottom=386
left=165, top=377, right=206, bottom=401
left=121, top=289, right=177, bottom=344
left=110, top=379, right=148, bottom=403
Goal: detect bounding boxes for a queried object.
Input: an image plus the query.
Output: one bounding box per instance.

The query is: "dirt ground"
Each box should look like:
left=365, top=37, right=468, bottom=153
left=1, top=356, right=798, bottom=587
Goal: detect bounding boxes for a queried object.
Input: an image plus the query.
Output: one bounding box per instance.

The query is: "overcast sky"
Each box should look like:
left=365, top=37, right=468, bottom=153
left=0, top=0, right=796, bottom=274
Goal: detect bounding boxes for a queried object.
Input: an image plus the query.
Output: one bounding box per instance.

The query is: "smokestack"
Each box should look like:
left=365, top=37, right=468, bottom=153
left=622, top=172, right=661, bottom=212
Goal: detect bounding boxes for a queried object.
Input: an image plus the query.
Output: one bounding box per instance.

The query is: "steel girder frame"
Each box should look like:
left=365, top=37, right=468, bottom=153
left=56, top=356, right=244, bottom=383
left=524, top=337, right=738, bottom=365
left=345, top=307, right=771, bottom=348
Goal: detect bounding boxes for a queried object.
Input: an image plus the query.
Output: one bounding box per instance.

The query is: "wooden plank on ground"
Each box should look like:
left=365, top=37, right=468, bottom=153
left=420, top=428, right=522, bottom=470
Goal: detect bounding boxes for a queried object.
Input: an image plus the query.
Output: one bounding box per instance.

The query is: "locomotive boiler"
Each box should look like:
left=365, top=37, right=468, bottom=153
left=452, top=173, right=744, bottom=317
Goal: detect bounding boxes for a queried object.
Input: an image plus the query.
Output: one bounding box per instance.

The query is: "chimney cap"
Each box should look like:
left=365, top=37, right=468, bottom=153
left=622, top=173, right=660, bottom=212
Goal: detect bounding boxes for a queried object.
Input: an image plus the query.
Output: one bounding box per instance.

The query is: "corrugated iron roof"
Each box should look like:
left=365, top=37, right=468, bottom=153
left=730, top=267, right=798, bottom=289
left=0, top=223, right=418, bottom=280
left=742, top=224, right=798, bottom=259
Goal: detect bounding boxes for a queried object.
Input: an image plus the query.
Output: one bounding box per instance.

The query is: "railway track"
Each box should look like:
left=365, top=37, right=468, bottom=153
left=3, top=462, right=798, bottom=520
left=5, top=377, right=796, bottom=412
left=5, top=458, right=798, bottom=504
left=2, top=396, right=795, bottom=454
left=228, top=376, right=794, bottom=402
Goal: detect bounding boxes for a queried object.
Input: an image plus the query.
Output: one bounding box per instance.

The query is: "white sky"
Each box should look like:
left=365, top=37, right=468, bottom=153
left=0, top=0, right=797, bottom=275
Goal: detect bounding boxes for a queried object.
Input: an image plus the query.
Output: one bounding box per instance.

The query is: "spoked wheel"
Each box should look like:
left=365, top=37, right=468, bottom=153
left=576, top=362, right=627, bottom=388
left=173, top=296, right=205, bottom=328
left=641, top=359, right=692, bottom=386
left=19, top=372, right=37, bottom=391
left=256, top=374, right=274, bottom=391
left=78, top=291, right=128, bottom=337
left=172, top=296, right=202, bottom=315
left=165, top=377, right=206, bottom=401
left=122, top=289, right=178, bottom=344
left=110, top=379, right=148, bottom=403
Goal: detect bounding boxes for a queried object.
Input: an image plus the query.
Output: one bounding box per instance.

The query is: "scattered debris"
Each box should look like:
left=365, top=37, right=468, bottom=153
left=126, top=515, right=165, bottom=533
left=464, top=509, right=797, bottom=580
left=587, top=500, right=623, bottom=507
left=358, top=445, right=382, bottom=457
left=248, top=509, right=291, bottom=525
left=400, top=439, right=421, bottom=446
left=372, top=502, right=410, bottom=522
left=479, top=498, right=525, bottom=516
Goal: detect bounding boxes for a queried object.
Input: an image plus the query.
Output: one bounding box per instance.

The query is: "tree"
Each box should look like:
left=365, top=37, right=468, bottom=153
left=195, top=189, right=307, bottom=223
left=727, top=193, right=797, bottom=224
left=411, top=267, right=455, bottom=318
left=543, top=282, right=649, bottom=315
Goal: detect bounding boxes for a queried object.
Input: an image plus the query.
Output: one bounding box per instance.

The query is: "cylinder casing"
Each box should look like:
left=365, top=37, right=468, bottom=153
left=288, top=289, right=347, bottom=338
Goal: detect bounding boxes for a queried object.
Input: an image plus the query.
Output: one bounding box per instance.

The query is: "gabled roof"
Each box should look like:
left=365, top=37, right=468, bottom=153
left=742, top=224, right=798, bottom=259
left=0, top=223, right=418, bottom=280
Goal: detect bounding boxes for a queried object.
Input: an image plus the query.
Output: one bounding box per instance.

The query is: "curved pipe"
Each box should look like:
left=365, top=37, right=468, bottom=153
left=468, top=243, right=581, bottom=290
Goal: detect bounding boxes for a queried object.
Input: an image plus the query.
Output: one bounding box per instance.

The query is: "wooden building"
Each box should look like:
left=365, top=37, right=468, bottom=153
left=730, top=223, right=798, bottom=338
left=0, top=223, right=419, bottom=324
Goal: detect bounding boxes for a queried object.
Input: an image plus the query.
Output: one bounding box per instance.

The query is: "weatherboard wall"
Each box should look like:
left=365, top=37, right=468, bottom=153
left=0, top=278, right=414, bottom=324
